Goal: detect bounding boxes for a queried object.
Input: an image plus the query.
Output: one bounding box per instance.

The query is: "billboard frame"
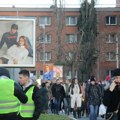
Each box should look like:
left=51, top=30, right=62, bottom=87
left=0, top=17, right=36, bottom=67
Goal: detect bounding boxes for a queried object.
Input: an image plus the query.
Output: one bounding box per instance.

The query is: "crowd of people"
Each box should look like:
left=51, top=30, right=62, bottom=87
left=40, top=70, right=120, bottom=120
left=40, top=77, right=101, bottom=119
left=0, top=67, right=120, bottom=120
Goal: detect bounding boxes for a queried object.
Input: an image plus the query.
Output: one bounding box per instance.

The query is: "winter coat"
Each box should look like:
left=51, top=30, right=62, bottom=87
left=87, top=84, right=102, bottom=106
left=39, top=87, right=49, bottom=111
left=63, top=83, right=71, bottom=98
left=47, top=85, right=52, bottom=99
left=103, top=85, right=120, bottom=120
left=51, top=83, right=65, bottom=99
left=69, top=84, right=82, bottom=108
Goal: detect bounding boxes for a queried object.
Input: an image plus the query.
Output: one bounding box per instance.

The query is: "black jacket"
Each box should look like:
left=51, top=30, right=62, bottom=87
left=103, top=86, right=120, bottom=119
left=18, top=85, right=42, bottom=120
left=52, top=83, right=65, bottom=99
left=0, top=82, right=28, bottom=119
left=87, top=84, right=102, bottom=106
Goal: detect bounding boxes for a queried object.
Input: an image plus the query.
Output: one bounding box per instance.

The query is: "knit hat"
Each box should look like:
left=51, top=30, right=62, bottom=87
left=112, top=68, right=120, bottom=77
left=0, top=68, right=10, bottom=78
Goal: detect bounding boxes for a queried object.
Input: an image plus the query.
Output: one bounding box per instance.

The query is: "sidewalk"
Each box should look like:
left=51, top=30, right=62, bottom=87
left=68, top=114, right=103, bottom=120
left=58, top=111, right=103, bottom=120
left=48, top=109, right=104, bottom=120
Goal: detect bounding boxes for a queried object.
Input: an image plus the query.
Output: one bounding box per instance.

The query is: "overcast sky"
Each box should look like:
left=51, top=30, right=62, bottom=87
left=0, top=0, right=116, bottom=7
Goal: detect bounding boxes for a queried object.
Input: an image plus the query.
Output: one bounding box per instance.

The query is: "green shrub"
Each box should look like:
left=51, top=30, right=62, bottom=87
left=39, top=114, right=72, bottom=120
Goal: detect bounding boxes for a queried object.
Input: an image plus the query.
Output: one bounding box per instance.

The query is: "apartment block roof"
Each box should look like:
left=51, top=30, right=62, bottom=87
left=0, top=7, right=119, bottom=12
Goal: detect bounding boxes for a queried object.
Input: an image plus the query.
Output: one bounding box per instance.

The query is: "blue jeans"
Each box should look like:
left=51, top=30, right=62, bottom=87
left=89, top=105, right=98, bottom=120
left=54, top=98, right=61, bottom=114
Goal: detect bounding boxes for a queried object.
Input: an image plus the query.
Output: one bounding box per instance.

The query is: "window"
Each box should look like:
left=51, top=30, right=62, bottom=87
left=65, top=16, right=77, bottom=25
left=118, top=50, right=120, bottom=59
left=105, top=16, right=117, bottom=25
left=105, top=33, right=116, bottom=43
left=40, top=71, right=43, bottom=79
left=66, top=70, right=77, bottom=79
left=66, top=70, right=71, bottom=79
left=66, top=52, right=74, bottom=60
left=105, top=70, right=114, bottom=77
left=39, top=16, right=51, bottom=26
left=40, top=34, right=51, bottom=43
left=40, top=52, right=51, bottom=61
left=66, top=34, right=77, bottom=43
left=40, top=70, right=43, bottom=75
left=30, top=71, right=36, bottom=75
left=75, top=70, right=78, bottom=78
left=105, top=52, right=116, bottom=61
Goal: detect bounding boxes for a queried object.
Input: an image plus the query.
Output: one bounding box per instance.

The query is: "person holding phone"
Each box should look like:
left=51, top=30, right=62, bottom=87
left=103, top=68, right=120, bottom=120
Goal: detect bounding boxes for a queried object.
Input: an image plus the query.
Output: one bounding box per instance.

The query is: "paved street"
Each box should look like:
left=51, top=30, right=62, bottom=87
left=58, top=111, right=104, bottom=120
left=49, top=109, right=104, bottom=120
left=68, top=115, right=103, bottom=120
left=74, top=117, right=103, bottom=120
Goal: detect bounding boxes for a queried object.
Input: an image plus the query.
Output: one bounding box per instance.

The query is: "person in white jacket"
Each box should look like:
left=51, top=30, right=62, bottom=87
left=7, top=36, right=29, bottom=64
left=69, top=78, right=82, bottom=119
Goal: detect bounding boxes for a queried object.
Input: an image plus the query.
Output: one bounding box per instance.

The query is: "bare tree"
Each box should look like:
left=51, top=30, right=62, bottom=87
left=63, top=43, right=80, bottom=78
left=53, top=0, right=65, bottom=60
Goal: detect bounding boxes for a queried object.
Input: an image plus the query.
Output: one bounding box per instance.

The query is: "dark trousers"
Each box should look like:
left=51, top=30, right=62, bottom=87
left=54, top=98, right=61, bottom=114
left=1, top=118, right=16, bottom=120
left=0, top=113, right=17, bottom=120
left=50, top=99, right=55, bottom=113
left=64, top=97, right=71, bottom=115
left=118, top=110, right=120, bottom=120
left=111, top=114, right=118, bottom=120
left=81, top=101, right=85, bottom=116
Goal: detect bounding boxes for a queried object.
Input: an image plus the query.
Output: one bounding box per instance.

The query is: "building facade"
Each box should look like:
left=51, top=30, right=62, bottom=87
left=0, top=7, right=120, bottom=81
left=0, top=7, right=80, bottom=80
left=116, top=0, right=120, bottom=7
left=96, top=7, right=120, bottom=80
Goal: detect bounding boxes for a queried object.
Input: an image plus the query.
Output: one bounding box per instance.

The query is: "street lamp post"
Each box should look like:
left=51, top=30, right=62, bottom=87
left=116, top=35, right=119, bottom=68
left=40, top=25, right=46, bottom=64
left=43, top=26, right=45, bottom=64
left=41, top=25, right=45, bottom=64
left=40, top=25, right=46, bottom=80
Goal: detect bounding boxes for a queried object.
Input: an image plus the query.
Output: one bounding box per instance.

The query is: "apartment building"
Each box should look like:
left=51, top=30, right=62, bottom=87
left=0, top=6, right=120, bottom=80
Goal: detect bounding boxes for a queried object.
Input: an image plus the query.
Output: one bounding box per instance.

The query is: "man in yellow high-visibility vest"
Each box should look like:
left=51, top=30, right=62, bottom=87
left=17, top=70, right=42, bottom=120
left=0, top=68, right=28, bottom=120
